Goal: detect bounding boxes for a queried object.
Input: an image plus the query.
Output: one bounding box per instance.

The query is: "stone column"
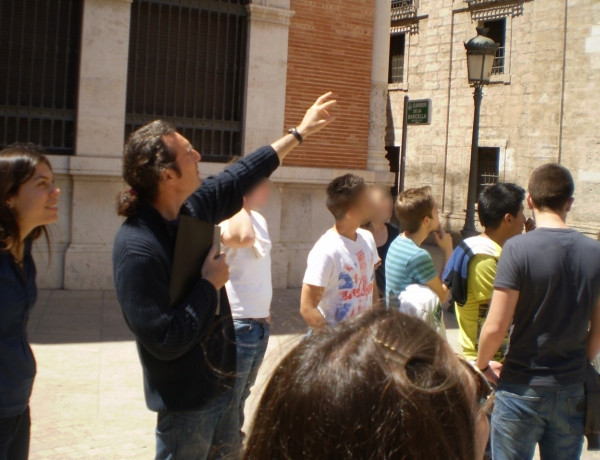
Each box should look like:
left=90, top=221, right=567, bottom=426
left=242, top=0, right=295, bottom=154
left=63, top=0, right=132, bottom=289
left=367, top=0, right=391, bottom=172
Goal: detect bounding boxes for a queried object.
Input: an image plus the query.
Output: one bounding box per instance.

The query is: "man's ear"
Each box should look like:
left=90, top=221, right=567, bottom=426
left=566, top=197, right=574, bottom=212
left=504, top=212, right=513, bottom=225
left=160, top=168, right=176, bottom=182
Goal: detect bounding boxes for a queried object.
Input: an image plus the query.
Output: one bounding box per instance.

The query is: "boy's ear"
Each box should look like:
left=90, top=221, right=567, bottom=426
left=526, top=194, right=534, bottom=210
left=566, top=197, right=574, bottom=212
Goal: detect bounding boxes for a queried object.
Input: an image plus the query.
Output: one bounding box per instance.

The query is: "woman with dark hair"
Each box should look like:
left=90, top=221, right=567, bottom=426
left=245, top=309, right=493, bottom=460
left=0, top=143, right=60, bottom=459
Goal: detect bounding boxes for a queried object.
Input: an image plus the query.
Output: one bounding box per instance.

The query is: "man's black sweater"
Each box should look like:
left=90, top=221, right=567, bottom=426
left=112, top=146, right=280, bottom=412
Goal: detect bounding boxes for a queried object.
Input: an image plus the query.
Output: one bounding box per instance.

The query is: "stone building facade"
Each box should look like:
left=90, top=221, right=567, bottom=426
left=1, top=0, right=393, bottom=290
left=386, top=0, right=600, bottom=235
left=3, top=0, right=597, bottom=291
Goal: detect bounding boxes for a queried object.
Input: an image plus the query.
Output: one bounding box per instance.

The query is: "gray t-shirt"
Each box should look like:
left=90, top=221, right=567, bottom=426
left=495, top=228, right=600, bottom=386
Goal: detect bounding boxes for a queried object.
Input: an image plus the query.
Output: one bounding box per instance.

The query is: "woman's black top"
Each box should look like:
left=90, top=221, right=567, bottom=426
left=375, top=223, right=400, bottom=298
left=0, top=240, right=37, bottom=418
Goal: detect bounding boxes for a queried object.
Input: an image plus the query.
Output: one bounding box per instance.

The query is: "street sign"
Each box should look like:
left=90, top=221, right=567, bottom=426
left=406, top=99, right=432, bottom=125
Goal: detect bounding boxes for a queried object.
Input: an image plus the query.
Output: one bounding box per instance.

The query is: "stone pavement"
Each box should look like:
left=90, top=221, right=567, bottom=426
left=27, top=284, right=600, bottom=459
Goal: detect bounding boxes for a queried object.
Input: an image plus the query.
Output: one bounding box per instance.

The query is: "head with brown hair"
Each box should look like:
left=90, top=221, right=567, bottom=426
left=0, top=143, right=59, bottom=254
left=527, top=163, right=574, bottom=214
left=118, top=120, right=182, bottom=217
left=244, top=309, right=487, bottom=460
left=395, top=186, right=438, bottom=234
left=326, top=174, right=371, bottom=223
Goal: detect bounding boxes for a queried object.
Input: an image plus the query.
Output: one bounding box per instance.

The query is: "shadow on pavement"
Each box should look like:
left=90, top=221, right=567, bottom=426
left=28, top=288, right=307, bottom=345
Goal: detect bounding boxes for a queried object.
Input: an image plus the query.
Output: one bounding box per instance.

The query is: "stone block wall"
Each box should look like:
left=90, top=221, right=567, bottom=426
left=387, top=0, right=600, bottom=236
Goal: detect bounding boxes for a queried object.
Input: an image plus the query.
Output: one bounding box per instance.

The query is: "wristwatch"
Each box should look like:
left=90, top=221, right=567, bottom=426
left=288, top=127, right=303, bottom=144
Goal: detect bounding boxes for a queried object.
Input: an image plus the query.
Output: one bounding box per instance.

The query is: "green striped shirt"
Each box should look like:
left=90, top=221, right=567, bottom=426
left=385, top=235, right=437, bottom=307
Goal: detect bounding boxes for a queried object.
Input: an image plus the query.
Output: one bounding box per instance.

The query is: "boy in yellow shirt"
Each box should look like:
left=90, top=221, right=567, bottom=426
left=443, top=183, right=526, bottom=362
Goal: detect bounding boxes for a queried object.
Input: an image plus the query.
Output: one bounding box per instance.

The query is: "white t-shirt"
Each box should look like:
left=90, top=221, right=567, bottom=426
left=221, top=211, right=272, bottom=319
left=303, top=228, right=380, bottom=327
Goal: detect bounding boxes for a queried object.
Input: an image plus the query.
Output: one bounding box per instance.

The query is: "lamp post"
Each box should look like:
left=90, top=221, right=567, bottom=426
left=461, top=27, right=499, bottom=236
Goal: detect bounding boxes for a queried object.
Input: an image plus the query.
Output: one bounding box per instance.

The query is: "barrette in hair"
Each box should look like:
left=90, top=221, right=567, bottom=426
left=372, top=335, right=411, bottom=361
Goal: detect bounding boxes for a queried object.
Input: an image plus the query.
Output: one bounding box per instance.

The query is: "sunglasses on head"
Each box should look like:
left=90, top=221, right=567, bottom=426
left=458, top=356, right=495, bottom=419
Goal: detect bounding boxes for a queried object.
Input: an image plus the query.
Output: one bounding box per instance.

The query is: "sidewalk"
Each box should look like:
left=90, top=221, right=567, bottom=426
left=27, top=287, right=600, bottom=459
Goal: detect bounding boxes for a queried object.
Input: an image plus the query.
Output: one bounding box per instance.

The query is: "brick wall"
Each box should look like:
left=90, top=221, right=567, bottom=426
left=283, top=0, right=374, bottom=170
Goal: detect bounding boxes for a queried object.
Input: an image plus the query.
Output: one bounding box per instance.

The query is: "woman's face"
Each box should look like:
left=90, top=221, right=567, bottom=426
left=9, top=162, right=60, bottom=233
left=371, top=188, right=394, bottom=224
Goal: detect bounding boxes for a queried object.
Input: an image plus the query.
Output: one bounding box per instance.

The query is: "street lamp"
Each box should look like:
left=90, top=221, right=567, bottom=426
left=461, top=27, right=499, bottom=236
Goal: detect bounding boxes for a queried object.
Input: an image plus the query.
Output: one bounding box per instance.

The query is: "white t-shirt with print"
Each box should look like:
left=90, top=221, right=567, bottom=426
left=221, top=211, right=272, bottom=319
left=303, top=228, right=380, bottom=327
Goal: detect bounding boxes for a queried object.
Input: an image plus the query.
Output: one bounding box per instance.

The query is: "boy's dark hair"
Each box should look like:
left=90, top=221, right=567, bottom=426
left=477, top=183, right=525, bottom=229
left=326, top=174, right=367, bottom=221
left=395, top=186, right=435, bottom=234
left=528, top=163, right=574, bottom=213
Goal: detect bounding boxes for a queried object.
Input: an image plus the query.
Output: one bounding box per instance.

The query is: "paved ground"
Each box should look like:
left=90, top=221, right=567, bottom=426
left=27, top=288, right=600, bottom=459
left=25, top=245, right=600, bottom=459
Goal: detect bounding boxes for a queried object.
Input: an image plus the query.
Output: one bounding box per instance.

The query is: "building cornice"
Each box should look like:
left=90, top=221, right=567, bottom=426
left=246, top=4, right=295, bottom=26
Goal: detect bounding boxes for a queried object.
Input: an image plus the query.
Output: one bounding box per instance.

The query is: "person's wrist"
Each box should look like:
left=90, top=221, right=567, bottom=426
left=476, top=361, right=490, bottom=373
left=295, top=124, right=311, bottom=140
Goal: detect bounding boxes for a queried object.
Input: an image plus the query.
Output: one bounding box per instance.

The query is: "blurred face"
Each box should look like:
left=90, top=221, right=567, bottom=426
left=9, top=162, right=60, bottom=234
left=370, top=187, right=394, bottom=224
left=349, top=187, right=375, bottom=225
left=245, top=180, right=272, bottom=210
left=162, top=132, right=202, bottom=198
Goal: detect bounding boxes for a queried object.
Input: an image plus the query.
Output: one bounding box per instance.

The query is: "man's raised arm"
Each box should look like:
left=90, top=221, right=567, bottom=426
left=184, top=93, right=336, bottom=224
left=271, top=92, right=336, bottom=161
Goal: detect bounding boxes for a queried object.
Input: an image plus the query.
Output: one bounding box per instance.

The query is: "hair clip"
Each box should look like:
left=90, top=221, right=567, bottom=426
left=372, top=335, right=411, bottom=361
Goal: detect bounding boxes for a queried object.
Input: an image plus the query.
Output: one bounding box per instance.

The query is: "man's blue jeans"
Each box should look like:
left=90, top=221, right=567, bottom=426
left=216, top=318, right=270, bottom=454
left=491, top=383, right=585, bottom=460
left=155, top=389, right=236, bottom=460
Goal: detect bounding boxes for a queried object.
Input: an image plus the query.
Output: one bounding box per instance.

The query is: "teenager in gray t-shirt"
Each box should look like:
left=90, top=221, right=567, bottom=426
left=476, top=164, right=600, bottom=460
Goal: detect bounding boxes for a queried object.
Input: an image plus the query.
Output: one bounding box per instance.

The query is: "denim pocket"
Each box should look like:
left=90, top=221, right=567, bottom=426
left=567, top=396, right=585, bottom=436
left=495, top=390, right=543, bottom=424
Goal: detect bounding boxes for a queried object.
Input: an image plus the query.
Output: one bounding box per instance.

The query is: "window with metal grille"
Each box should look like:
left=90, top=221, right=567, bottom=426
left=483, top=19, right=506, bottom=75
left=389, top=34, right=406, bottom=84
left=391, top=0, right=417, bottom=21
left=0, top=0, right=82, bottom=155
left=477, top=147, right=500, bottom=197
left=126, top=0, right=249, bottom=163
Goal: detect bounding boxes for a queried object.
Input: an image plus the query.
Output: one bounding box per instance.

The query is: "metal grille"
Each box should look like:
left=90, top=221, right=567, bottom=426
left=389, top=34, right=405, bottom=84
left=492, top=46, right=505, bottom=75
left=484, top=18, right=506, bottom=75
left=126, top=0, right=249, bottom=163
left=477, top=147, right=500, bottom=197
left=0, top=0, right=82, bottom=155
left=391, top=0, right=417, bottom=21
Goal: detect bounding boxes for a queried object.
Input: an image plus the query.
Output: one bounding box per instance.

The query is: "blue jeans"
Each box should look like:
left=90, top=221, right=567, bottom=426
left=155, top=390, right=236, bottom=460
left=491, top=383, right=585, bottom=460
left=215, top=319, right=270, bottom=455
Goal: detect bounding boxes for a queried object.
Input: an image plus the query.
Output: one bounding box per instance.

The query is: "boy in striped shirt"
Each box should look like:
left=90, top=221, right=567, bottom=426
left=385, top=187, right=453, bottom=320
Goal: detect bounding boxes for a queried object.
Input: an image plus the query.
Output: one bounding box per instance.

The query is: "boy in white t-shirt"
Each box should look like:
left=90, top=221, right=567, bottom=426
left=301, top=174, right=380, bottom=330
left=216, top=178, right=272, bottom=452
